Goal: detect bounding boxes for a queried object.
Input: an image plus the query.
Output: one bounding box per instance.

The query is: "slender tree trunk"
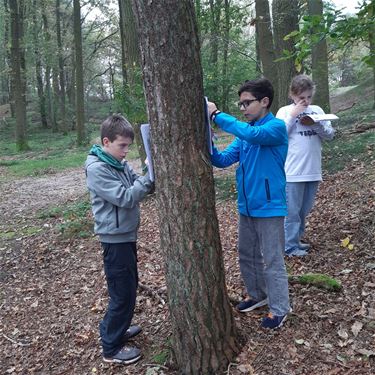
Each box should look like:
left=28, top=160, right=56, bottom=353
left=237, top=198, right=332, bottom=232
left=131, top=1, right=239, bottom=373
left=221, top=0, right=230, bottom=112
left=5, top=0, right=15, bottom=116
left=56, top=0, right=67, bottom=133
left=208, top=0, right=221, bottom=98
left=307, top=0, right=330, bottom=112
left=118, top=0, right=146, bottom=168
left=52, top=66, right=60, bottom=133
left=369, top=2, right=375, bottom=109
left=32, top=1, right=48, bottom=128
left=255, top=0, right=279, bottom=112
left=42, top=2, right=55, bottom=129
left=73, top=0, right=85, bottom=145
left=272, top=0, right=299, bottom=106
left=9, top=0, right=29, bottom=150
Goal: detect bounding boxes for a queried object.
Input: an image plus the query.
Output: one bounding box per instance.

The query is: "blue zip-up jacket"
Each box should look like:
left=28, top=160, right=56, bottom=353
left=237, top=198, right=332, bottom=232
left=211, top=112, right=288, bottom=217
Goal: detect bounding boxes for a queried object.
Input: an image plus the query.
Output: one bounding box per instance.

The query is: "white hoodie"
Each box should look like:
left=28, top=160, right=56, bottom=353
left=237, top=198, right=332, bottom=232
left=276, top=104, right=335, bottom=182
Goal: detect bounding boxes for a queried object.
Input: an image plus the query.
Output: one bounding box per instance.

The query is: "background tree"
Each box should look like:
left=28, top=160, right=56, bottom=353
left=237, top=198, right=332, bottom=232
left=118, top=0, right=146, bottom=168
left=255, top=0, right=279, bottom=112
left=9, top=0, right=29, bottom=150
left=73, top=0, right=85, bottom=145
left=131, top=0, right=240, bottom=373
left=307, top=0, right=330, bottom=112
left=272, top=0, right=299, bottom=106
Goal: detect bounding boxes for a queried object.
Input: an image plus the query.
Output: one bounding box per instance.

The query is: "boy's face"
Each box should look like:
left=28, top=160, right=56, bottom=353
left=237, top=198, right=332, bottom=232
left=291, top=89, right=313, bottom=107
left=238, top=91, right=269, bottom=122
left=102, top=135, right=133, bottom=162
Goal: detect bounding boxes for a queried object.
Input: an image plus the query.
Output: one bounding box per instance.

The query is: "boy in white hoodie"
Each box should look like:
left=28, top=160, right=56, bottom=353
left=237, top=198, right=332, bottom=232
left=276, top=75, right=335, bottom=256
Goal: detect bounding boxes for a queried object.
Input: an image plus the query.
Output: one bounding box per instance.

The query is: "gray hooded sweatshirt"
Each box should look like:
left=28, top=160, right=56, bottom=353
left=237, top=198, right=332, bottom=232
left=85, top=154, right=153, bottom=243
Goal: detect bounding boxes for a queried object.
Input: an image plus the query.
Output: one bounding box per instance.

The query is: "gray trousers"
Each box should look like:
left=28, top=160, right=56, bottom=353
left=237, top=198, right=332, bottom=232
left=238, top=215, right=290, bottom=316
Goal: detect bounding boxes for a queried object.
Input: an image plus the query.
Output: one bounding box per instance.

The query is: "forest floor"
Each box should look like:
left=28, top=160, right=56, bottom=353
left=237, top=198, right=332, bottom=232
left=1, top=155, right=375, bottom=374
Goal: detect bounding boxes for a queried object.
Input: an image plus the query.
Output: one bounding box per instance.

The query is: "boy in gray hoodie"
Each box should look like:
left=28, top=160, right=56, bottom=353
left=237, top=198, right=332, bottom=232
left=85, top=114, right=153, bottom=364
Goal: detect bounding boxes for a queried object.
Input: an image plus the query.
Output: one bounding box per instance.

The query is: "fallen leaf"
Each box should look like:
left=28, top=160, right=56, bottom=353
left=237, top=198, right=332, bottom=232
left=351, top=321, right=363, bottom=337
left=295, top=339, right=305, bottom=345
left=356, top=348, right=375, bottom=357
left=338, top=329, right=348, bottom=339
left=341, top=237, right=350, bottom=247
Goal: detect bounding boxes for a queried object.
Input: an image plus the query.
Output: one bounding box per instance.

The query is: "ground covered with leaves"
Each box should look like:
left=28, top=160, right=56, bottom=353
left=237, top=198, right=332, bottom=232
left=1, top=159, right=374, bottom=375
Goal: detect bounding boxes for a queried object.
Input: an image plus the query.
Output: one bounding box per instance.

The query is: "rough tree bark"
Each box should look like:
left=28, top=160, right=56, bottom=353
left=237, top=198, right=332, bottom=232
left=255, top=0, right=279, bottom=112
left=131, top=1, right=239, bottom=373
left=272, top=0, right=299, bottom=106
left=9, top=0, right=29, bottom=150
left=307, top=0, right=330, bottom=113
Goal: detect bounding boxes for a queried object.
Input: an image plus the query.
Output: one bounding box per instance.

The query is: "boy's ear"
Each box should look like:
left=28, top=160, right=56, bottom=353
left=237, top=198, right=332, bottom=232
left=260, top=97, right=270, bottom=108
left=102, top=137, right=110, bottom=146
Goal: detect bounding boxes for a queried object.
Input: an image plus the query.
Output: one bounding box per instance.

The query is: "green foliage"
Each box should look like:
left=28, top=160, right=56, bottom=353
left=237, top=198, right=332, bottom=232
left=282, top=1, right=374, bottom=73
left=114, top=66, right=147, bottom=125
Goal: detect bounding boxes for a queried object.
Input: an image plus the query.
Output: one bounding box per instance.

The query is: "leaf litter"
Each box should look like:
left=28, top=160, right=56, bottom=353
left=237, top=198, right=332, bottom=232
left=0, top=160, right=374, bottom=374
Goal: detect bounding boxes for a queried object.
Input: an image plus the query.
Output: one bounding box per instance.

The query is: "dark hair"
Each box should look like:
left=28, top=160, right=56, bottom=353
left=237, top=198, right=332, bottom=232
left=238, top=78, right=274, bottom=109
left=100, top=114, right=134, bottom=144
left=289, top=75, right=315, bottom=96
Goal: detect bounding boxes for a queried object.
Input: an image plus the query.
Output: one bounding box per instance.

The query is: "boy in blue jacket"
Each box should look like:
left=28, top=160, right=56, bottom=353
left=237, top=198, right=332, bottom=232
left=85, top=114, right=153, bottom=363
left=208, top=78, right=290, bottom=329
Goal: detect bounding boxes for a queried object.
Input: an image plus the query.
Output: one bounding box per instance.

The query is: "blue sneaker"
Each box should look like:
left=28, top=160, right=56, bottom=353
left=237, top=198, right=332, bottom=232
left=236, top=298, right=268, bottom=312
left=103, top=345, right=141, bottom=364
left=261, top=313, right=287, bottom=329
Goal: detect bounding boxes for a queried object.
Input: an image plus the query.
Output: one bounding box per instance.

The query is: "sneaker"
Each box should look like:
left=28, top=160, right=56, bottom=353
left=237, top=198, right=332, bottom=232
left=103, top=345, right=141, bottom=364
left=124, top=325, right=142, bottom=341
left=299, top=242, right=310, bottom=251
left=236, top=298, right=268, bottom=312
left=285, top=248, right=308, bottom=257
left=261, top=313, right=287, bottom=329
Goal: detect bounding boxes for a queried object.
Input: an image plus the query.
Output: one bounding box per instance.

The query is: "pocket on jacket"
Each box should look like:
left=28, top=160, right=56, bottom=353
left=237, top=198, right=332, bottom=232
left=265, top=179, right=271, bottom=202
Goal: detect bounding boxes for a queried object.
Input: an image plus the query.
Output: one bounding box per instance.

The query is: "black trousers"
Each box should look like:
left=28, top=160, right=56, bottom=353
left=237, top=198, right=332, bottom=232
left=99, top=242, right=138, bottom=357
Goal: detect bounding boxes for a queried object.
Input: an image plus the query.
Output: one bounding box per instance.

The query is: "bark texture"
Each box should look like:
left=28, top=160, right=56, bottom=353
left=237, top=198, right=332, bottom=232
left=308, top=0, right=330, bottom=112
left=272, top=0, right=299, bottom=106
left=131, top=1, right=239, bottom=373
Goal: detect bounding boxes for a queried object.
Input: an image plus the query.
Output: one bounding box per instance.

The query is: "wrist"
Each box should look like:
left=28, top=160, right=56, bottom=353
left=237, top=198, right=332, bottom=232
left=210, top=110, right=221, bottom=121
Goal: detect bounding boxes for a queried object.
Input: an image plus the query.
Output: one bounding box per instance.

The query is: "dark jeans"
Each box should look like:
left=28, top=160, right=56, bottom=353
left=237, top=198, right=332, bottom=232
left=100, top=242, right=138, bottom=357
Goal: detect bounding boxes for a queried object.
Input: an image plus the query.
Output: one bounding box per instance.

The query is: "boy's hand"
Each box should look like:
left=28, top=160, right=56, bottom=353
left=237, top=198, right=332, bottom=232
left=207, top=101, right=218, bottom=116
left=290, top=99, right=308, bottom=118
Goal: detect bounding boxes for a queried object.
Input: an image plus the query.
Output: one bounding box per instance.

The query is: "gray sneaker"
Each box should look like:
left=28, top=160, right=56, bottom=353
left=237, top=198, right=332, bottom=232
left=124, top=325, right=142, bottom=341
left=299, top=242, right=310, bottom=250
left=285, top=248, right=308, bottom=257
left=103, top=345, right=141, bottom=364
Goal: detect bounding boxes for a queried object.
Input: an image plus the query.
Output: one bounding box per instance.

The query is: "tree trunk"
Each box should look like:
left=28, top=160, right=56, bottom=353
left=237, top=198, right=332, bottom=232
left=307, top=0, right=330, bottom=112
left=221, top=0, right=230, bottom=112
left=73, top=0, right=85, bottom=145
left=32, top=1, right=48, bottom=128
left=118, top=0, right=146, bottom=169
left=56, top=0, right=67, bottom=133
left=208, top=0, right=221, bottom=98
left=9, top=0, right=29, bottom=150
left=369, top=2, right=375, bottom=109
left=272, top=0, right=299, bottom=106
left=41, top=2, right=55, bottom=129
left=5, top=0, right=15, bottom=116
left=255, top=0, right=279, bottom=112
left=131, top=1, right=239, bottom=373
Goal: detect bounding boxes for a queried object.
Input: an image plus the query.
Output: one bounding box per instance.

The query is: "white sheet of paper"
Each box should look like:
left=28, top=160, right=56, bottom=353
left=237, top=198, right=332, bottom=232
left=204, top=96, right=213, bottom=155
left=304, top=113, right=339, bottom=122
left=140, top=124, right=154, bottom=182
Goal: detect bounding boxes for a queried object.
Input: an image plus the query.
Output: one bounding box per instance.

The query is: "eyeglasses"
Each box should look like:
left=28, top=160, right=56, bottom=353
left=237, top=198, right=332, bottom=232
left=237, top=99, right=259, bottom=109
